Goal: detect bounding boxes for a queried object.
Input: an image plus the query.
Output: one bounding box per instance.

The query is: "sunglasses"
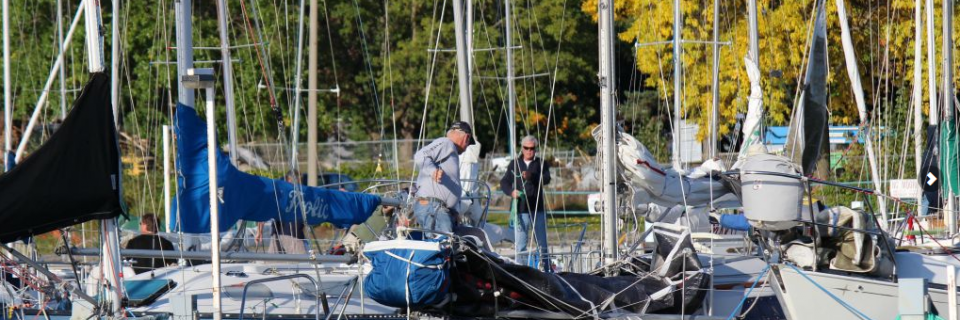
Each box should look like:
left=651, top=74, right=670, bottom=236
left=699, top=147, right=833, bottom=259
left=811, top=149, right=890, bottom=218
left=522, top=146, right=537, bottom=151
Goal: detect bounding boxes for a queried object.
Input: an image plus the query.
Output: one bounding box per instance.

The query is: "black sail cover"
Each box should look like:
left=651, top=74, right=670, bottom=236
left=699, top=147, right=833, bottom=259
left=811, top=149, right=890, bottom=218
left=786, top=0, right=829, bottom=176
left=0, top=73, right=124, bottom=243
left=800, top=0, right=830, bottom=177
left=781, top=0, right=832, bottom=177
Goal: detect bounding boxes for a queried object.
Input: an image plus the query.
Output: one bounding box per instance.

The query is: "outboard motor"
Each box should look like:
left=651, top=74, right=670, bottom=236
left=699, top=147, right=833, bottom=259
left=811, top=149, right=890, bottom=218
left=739, top=154, right=804, bottom=231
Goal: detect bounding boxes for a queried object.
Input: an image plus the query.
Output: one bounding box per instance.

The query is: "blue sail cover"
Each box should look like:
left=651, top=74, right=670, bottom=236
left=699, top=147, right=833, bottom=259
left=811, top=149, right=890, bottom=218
left=171, top=104, right=380, bottom=233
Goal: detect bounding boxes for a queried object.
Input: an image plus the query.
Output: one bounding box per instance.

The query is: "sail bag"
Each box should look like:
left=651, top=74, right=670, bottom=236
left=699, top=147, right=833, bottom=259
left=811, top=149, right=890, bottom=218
left=362, top=239, right=451, bottom=308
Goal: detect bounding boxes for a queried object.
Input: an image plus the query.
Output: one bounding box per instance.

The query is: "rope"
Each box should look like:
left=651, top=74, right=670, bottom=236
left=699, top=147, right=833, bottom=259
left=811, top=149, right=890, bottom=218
left=238, top=0, right=282, bottom=130
left=785, top=264, right=874, bottom=320
left=725, top=265, right=768, bottom=320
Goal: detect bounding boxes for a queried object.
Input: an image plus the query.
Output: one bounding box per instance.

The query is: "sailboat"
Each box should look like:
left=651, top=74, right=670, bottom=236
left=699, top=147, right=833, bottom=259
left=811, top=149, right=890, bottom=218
left=739, top=0, right=960, bottom=319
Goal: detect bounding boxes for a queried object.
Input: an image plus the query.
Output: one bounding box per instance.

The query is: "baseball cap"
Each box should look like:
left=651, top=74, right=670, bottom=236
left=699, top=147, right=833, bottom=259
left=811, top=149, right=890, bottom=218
left=449, top=121, right=476, bottom=145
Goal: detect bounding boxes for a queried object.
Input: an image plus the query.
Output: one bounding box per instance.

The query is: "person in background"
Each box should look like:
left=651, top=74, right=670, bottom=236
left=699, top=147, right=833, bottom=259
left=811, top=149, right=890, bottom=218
left=500, top=135, right=551, bottom=271
left=412, top=121, right=474, bottom=235
left=257, top=171, right=309, bottom=254
left=124, top=213, right=176, bottom=274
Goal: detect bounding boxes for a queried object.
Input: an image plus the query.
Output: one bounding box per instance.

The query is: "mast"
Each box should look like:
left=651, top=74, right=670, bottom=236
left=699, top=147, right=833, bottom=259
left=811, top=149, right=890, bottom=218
left=307, top=0, right=318, bottom=186
left=671, top=0, right=682, bottom=170
left=96, top=0, right=124, bottom=314
left=217, top=0, right=239, bottom=165
left=200, top=69, right=223, bottom=320
left=599, top=0, right=618, bottom=266
left=709, top=0, right=719, bottom=159
left=467, top=0, right=473, bottom=81
left=175, top=3, right=221, bottom=317
left=163, top=125, right=172, bottom=231
left=108, top=0, right=117, bottom=122
left=453, top=0, right=473, bottom=124
left=290, top=0, right=306, bottom=174
left=13, top=2, right=84, bottom=162
left=175, top=0, right=195, bottom=108
left=505, top=0, right=515, bottom=161
left=942, top=0, right=956, bottom=235
left=59, top=0, right=66, bottom=120
left=2, top=0, right=9, bottom=172
left=927, top=0, right=937, bottom=126
left=505, top=0, right=521, bottom=259
left=835, top=0, right=889, bottom=227
left=913, top=0, right=923, bottom=206
left=737, top=0, right=763, bottom=161
left=748, top=0, right=758, bottom=64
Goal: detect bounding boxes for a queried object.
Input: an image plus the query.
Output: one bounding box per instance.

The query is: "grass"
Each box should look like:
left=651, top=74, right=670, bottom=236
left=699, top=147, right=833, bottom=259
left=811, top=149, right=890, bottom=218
left=485, top=212, right=603, bottom=232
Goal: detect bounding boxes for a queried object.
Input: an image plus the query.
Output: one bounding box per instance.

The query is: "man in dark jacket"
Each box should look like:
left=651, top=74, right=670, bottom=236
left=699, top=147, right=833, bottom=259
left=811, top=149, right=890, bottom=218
left=500, top=135, right=551, bottom=271
left=124, top=213, right=176, bottom=274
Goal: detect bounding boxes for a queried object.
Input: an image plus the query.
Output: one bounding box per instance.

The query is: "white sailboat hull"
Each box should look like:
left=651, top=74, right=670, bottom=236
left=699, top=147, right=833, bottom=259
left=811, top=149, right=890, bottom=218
left=774, top=262, right=956, bottom=320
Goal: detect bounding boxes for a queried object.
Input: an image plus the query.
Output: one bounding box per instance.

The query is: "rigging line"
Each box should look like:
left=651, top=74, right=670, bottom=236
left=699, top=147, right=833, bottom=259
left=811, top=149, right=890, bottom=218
left=383, top=0, right=401, bottom=183
left=264, top=0, right=290, bottom=110
left=530, top=0, right=570, bottom=237
left=786, top=0, right=823, bottom=161
left=238, top=0, right=282, bottom=130
left=320, top=0, right=340, bottom=94
left=226, top=5, right=257, bottom=147
left=350, top=0, right=385, bottom=138
left=409, top=0, right=448, bottom=183
left=472, top=2, right=505, bottom=158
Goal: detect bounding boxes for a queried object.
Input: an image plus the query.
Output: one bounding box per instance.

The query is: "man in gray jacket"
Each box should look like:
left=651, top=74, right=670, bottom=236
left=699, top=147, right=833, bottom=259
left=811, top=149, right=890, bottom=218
left=412, top=121, right=474, bottom=235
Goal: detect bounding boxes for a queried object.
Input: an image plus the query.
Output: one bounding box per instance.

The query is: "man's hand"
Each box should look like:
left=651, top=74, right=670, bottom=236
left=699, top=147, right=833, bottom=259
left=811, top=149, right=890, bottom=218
left=512, top=190, right=521, bottom=198
left=433, top=169, right=444, bottom=182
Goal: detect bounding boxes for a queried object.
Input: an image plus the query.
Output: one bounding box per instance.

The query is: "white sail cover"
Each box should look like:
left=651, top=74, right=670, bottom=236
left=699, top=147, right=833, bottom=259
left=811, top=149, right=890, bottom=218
left=597, top=128, right=737, bottom=209
left=738, top=55, right=766, bottom=163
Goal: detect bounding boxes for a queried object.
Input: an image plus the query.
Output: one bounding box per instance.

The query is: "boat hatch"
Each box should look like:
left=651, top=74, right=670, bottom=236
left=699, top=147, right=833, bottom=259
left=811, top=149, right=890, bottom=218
left=124, top=279, right=176, bottom=307
left=224, top=283, right=273, bottom=300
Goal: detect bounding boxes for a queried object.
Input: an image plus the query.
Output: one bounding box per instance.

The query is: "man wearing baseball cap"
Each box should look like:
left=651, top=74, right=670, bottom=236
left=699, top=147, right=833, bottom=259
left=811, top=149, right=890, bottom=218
left=411, top=121, right=474, bottom=235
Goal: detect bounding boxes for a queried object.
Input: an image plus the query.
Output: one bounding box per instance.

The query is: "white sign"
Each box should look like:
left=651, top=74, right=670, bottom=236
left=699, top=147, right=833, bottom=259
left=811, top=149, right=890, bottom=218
left=889, top=179, right=921, bottom=199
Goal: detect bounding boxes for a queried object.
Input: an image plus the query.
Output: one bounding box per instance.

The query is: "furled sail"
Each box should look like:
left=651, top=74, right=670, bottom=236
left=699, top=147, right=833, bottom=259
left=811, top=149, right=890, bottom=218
left=919, top=124, right=941, bottom=214
left=786, top=0, right=830, bottom=176
left=0, top=73, right=124, bottom=243
left=737, top=56, right=764, bottom=161
left=941, top=120, right=958, bottom=196
left=170, top=104, right=381, bottom=233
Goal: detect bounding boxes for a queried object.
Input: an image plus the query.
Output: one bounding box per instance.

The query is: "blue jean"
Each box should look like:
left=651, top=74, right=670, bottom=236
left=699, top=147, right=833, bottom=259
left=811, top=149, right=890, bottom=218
left=920, top=194, right=931, bottom=216
left=413, top=200, right=453, bottom=237
left=515, top=211, right=550, bottom=272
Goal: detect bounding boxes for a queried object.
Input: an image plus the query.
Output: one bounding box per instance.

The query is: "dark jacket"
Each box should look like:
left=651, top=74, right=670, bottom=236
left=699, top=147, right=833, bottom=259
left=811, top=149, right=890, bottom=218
left=125, top=234, right=176, bottom=274
left=500, top=157, right=551, bottom=213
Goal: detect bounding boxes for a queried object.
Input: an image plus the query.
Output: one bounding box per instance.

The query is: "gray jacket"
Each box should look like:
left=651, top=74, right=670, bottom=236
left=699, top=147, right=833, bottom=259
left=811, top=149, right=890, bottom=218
left=414, top=138, right=461, bottom=208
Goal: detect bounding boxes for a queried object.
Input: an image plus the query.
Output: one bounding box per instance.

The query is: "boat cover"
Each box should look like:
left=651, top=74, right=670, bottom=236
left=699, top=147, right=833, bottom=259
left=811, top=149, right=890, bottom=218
left=365, top=223, right=709, bottom=317
left=0, top=73, right=124, bottom=243
left=170, top=104, right=381, bottom=233
left=599, top=127, right=736, bottom=209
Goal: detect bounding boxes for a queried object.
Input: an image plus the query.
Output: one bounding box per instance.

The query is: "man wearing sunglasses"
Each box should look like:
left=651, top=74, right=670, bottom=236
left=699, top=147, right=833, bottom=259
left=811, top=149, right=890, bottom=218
left=500, top=135, right=552, bottom=271
left=412, top=121, right=475, bottom=235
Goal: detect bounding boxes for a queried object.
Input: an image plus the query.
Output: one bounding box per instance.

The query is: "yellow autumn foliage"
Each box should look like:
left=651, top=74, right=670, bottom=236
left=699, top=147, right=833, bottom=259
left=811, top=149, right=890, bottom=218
left=582, top=0, right=960, bottom=141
